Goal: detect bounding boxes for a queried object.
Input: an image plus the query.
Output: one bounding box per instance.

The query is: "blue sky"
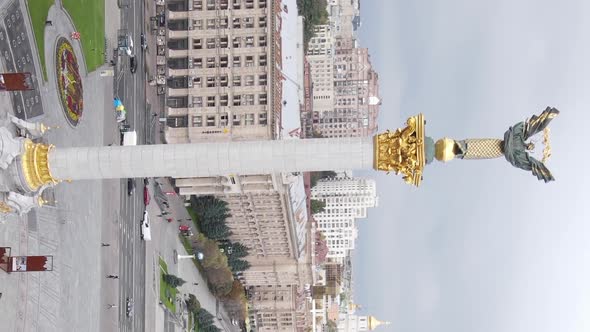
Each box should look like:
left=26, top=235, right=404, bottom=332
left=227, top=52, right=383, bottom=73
left=353, top=1, right=590, bottom=331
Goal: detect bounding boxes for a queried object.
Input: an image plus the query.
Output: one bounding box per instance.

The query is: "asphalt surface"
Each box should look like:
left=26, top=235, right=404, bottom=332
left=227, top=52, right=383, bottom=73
left=115, top=0, right=148, bottom=331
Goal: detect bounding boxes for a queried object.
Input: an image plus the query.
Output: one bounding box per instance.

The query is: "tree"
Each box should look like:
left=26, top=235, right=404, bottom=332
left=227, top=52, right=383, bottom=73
left=222, top=241, right=249, bottom=260
left=310, top=171, right=337, bottom=187
left=228, top=258, right=251, bottom=273
left=163, top=273, right=186, bottom=288
left=310, top=199, right=326, bottom=214
left=326, top=319, right=338, bottom=332
left=186, top=294, right=201, bottom=314
left=196, top=308, right=216, bottom=328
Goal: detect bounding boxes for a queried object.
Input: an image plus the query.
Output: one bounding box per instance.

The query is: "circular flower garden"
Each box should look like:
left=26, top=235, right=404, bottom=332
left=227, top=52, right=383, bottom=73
left=55, top=37, right=83, bottom=126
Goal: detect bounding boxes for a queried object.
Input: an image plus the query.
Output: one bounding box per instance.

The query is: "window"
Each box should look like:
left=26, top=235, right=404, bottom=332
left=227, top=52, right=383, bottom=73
left=259, top=93, right=267, bottom=105
left=259, top=35, right=267, bottom=47
left=206, top=57, right=216, bottom=68
left=233, top=114, right=241, bottom=126
left=219, top=75, right=228, bottom=87
left=232, top=17, right=241, bottom=29
left=233, top=94, right=242, bottom=106
left=192, top=115, right=203, bottom=127
left=220, top=113, right=229, bottom=126
left=192, top=39, right=202, bottom=50
left=193, top=77, right=202, bottom=88
left=244, top=17, right=254, bottom=29
left=206, top=38, right=216, bottom=49
left=245, top=56, right=254, bottom=67
left=232, top=0, right=241, bottom=9
left=207, top=96, right=216, bottom=107
left=245, top=75, right=255, bottom=86
left=259, top=16, right=267, bottom=28
left=206, top=76, right=216, bottom=88
left=220, top=0, right=229, bottom=10
left=245, top=36, right=254, bottom=47
left=259, top=54, right=267, bottom=66
left=245, top=113, right=255, bottom=125
left=259, top=113, right=268, bottom=125
left=193, top=0, right=203, bottom=10
left=244, top=94, right=255, bottom=106
left=233, top=75, right=241, bottom=87
left=259, top=74, right=267, bottom=85
left=207, top=18, right=216, bottom=29
left=232, top=56, right=241, bottom=67
left=220, top=56, right=228, bottom=68
left=206, top=0, right=216, bottom=10
left=193, top=57, right=203, bottom=68
left=219, top=17, right=229, bottom=29
left=245, top=0, right=254, bottom=9
left=232, top=37, right=241, bottom=48
left=220, top=94, right=229, bottom=106
left=259, top=0, right=267, bottom=8
left=220, top=36, right=229, bottom=48
left=192, top=96, right=203, bottom=107
left=206, top=115, right=216, bottom=126
left=193, top=19, right=203, bottom=30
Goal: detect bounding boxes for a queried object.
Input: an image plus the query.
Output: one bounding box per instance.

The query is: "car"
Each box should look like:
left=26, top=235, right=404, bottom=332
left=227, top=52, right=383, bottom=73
left=140, top=33, right=147, bottom=51
left=127, top=178, right=135, bottom=196
left=129, top=55, right=137, bottom=74
left=143, top=186, right=151, bottom=205
left=126, top=297, right=134, bottom=317
left=231, top=319, right=239, bottom=326
left=141, top=210, right=152, bottom=241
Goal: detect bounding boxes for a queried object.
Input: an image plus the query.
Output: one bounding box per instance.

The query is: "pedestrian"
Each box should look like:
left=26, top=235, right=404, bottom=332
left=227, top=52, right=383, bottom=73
left=101, top=243, right=110, bottom=247
left=152, top=113, right=158, bottom=117
left=177, top=219, right=182, bottom=222
left=45, top=20, right=52, bottom=26
left=193, top=282, right=198, bottom=286
left=106, top=275, right=119, bottom=279
left=107, top=304, right=117, bottom=309
left=162, top=211, right=169, bottom=216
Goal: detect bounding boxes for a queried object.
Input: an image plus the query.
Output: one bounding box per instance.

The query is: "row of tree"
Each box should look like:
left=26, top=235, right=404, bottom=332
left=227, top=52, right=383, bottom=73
left=190, top=196, right=232, bottom=240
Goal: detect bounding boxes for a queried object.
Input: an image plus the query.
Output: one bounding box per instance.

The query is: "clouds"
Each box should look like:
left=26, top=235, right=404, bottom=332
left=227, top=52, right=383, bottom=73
left=355, top=1, right=590, bottom=331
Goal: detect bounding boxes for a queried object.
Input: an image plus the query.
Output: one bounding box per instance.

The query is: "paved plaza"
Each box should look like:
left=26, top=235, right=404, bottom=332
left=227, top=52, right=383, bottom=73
left=0, top=0, right=118, bottom=331
left=0, top=1, right=237, bottom=332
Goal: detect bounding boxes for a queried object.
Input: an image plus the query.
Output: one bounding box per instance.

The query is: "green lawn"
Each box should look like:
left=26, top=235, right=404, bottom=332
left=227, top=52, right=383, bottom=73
left=62, top=0, right=105, bottom=72
left=159, top=257, right=177, bottom=313
left=27, top=0, right=54, bottom=81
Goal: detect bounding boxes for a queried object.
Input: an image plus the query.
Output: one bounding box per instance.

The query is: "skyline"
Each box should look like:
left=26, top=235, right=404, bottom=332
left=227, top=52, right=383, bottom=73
left=353, top=1, right=590, bottom=331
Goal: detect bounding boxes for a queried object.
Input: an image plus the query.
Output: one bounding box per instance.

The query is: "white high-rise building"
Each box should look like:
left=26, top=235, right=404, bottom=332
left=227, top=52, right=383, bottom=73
left=311, top=177, right=378, bottom=263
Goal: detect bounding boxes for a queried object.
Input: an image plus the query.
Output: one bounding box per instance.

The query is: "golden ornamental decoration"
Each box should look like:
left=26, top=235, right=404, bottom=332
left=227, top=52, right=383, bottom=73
left=20, top=139, right=59, bottom=191
left=373, top=114, right=426, bottom=186
left=0, top=201, right=12, bottom=213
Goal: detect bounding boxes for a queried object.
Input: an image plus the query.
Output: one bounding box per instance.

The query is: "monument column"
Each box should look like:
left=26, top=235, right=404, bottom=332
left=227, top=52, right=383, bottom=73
left=46, top=137, right=374, bottom=181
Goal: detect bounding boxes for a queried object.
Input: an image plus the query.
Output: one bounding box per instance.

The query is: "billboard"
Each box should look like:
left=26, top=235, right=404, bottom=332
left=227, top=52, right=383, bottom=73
left=7, top=255, right=53, bottom=272
left=0, top=72, right=33, bottom=91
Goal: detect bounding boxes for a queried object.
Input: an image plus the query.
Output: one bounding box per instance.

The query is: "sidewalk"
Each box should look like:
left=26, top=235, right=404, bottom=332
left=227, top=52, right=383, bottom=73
left=146, top=178, right=235, bottom=332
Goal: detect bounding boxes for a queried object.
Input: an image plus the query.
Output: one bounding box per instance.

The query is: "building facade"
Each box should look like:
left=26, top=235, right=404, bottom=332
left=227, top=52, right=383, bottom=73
left=311, top=177, right=378, bottom=263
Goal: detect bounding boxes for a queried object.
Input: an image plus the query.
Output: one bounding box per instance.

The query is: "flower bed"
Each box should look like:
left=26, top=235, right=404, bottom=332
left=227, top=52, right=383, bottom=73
left=55, top=37, right=83, bottom=126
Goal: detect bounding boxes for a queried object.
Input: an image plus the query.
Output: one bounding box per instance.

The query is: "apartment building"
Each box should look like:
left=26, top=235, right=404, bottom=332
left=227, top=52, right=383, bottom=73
left=165, top=0, right=278, bottom=145
left=311, top=177, right=378, bottom=263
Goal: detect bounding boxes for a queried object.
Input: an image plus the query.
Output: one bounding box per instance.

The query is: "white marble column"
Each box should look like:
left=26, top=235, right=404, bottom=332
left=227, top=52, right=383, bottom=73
left=48, top=138, right=374, bottom=180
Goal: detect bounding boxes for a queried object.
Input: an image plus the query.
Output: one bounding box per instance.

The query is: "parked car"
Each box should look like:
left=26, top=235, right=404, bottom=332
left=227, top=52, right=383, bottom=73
left=143, top=186, right=151, bottom=206
left=129, top=55, right=137, bottom=74
left=127, top=178, right=135, bottom=196
left=140, top=33, right=147, bottom=51
left=141, top=210, right=152, bottom=241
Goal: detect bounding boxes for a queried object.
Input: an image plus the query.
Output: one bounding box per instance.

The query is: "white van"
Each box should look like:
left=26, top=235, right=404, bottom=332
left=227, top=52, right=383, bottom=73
left=123, top=131, right=137, bottom=146
left=140, top=210, right=151, bottom=241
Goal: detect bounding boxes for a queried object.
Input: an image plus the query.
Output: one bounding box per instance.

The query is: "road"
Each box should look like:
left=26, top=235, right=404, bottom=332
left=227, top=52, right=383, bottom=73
left=115, top=0, right=148, bottom=331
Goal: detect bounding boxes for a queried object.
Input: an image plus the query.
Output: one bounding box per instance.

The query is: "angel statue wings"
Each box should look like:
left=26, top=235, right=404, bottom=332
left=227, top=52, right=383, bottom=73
left=503, top=107, right=559, bottom=182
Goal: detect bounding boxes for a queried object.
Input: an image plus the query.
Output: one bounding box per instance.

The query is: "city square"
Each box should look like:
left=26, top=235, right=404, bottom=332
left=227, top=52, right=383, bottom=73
left=0, top=1, right=589, bottom=332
